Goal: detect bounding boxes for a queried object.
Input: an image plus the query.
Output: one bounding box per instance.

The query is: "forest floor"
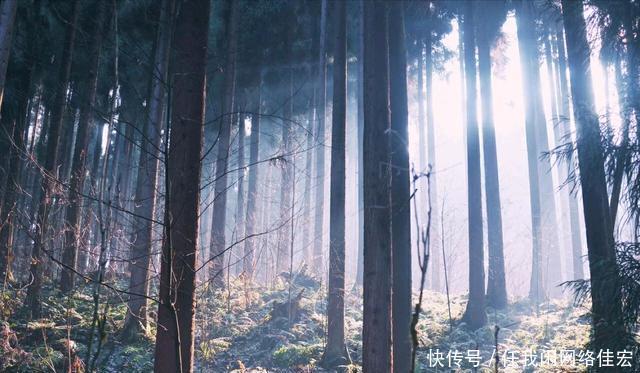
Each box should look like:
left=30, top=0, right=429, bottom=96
left=1, top=268, right=593, bottom=372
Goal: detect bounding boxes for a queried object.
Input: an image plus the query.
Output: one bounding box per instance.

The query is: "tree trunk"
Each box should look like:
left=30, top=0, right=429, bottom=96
left=60, top=0, right=108, bottom=292
left=554, top=23, right=584, bottom=280
left=546, top=22, right=574, bottom=282
left=112, top=109, right=137, bottom=262
left=362, top=1, right=392, bottom=370
left=609, top=56, right=631, bottom=228
left=153, top=0, right=209, bottom=370
left=301, top=83, right=313, bottom=266
left=388, top=1, right=412, bottom=370
left=313, top=0, right=327, bottom=276
left=56, top=99, right=77, bottom=185
left=561, top=0, right=627, bottom=353
left=0, top=9, right=39, bottom=281
left=235, top=107, right=245, bottom=264
left=243, top=74, right=261, bottom=279
left=458, top=13, right=467, bottom=176
left=0, top=56, right=33, bottom=284
left=278, top=64, right=293, bottom=274
left=209, top=0, right=238, bottom=287
left=477, top=22, right=507, bottom=309
left=354, top=0, right=364, bottom=289
left=610, top=11, right=638, bottom=229
left=0, top=0, right=17, bottom=113
left=461, top=2, right=487, bottom=330
left=83, top=114, right=105, bottom=273
left=425, top=23, right=442, bottom=293
left=123, top=0, right=174, bottom=339
left=322, top=0, right=349, bottom=368
left=416, top=34, right=428, bottom=291
left=25, top=0, right=80, bottom=318
left=522, top=1, right=564, bottom=297
left=515, top=0, right=546, bottom=303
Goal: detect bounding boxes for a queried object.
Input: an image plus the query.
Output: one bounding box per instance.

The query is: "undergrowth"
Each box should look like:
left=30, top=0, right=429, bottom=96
left=0, top=269, right=614, bottom=372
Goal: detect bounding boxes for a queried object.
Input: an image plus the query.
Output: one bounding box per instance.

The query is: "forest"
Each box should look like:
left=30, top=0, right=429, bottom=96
left=0, top=0, right=639, bottom=371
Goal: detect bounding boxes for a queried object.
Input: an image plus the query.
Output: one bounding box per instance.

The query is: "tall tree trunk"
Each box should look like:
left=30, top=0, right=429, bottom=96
left=362, top=1, right=392, bottom=370
left=554, top=22, right=584, bottom=280
left=60, top=0, right=108, bottom=292
left=236, top=109, right=245, bottom=258
left=0, top=56, right=33, bottom=284
left=313, top=0, right=327, bottom=276
left=477, top=21, right=507, bottom=309
left=609, top=56, right=631, bottom=228
left=546, top=22, right=574, bottom=282
left=416, top=36, right=427, bottom=288
left=243, top=74, right=261, bottom=280
left=209, top=0, right=238, bottom=287
left=610, top=11, right=638, bottom=229
left=0, top=10, right=38, bottom=284
left=322, top=0, right=349, bottom=367
left=461, top=2, right=487, bottom=330
left=123, top=0, right=174, bottom=339
left=112, top=111, right=137, bottom=262
left=25, top=0, right=80, bottom=318
left=84, top=114, right=105, bottom=273
left=301, top=82, right=313, bottom=266
left=354, top=0, right=364, bottom=289
left=561, top=0, right=627, bottom=353
left=57, top=99, right=77, bottom=185
left=389, top=2, right=412, bottom=370
left=521, top=1, right=564, bottom=297
left=425, top=18, right=441, bottom=292
left=153, top=0, right=209, bottom=370
left=260, top=165, right=274, bottom=283
left=278, top=64, right=293, bottom=273
left=543, top=26, right=561, bottom=137
left=516, top=0, right=546, bottom=303
left=458, top=14, right=467, bottom=175
left=0, top=0, right=17, bottom=113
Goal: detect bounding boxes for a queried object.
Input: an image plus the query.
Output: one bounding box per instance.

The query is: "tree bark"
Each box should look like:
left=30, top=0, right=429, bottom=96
left=521, top=1, right=564, bottom=297
left=243, top=74, right=261, bottom=279
left=424, top=15, right=441, bottom=293
left=610, top=11, right=638, bottom=229
left=153, top=0, right=209, bottom=370
left=561, top=0, right=627, bottom=353
left=389, top=1, right=412, bottom=370
left=609, top=57, right=630, bottom=228
left=362, top=1, right=392, bottom=370
left=461, top=1, right=487, bottom=330
left=354, top=0, right=364, bottom=289
left=554, top=22, right=584, bottom=280
left=321, top=0, right=349, bottom=367
left=301, top=81, right=313, bottom=267
left=546, top=21, right=575, bottom=282
left=416, top=34, right=427, bottom=290
left=515, top=0, right=546, bottom=303
left=477, top=16, right=507, bottom=309
left=235, top=108, right=245, bottom=269
left=278, top=65, right=294, bottom=274
left=313, top=0, right=327, bottom=276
